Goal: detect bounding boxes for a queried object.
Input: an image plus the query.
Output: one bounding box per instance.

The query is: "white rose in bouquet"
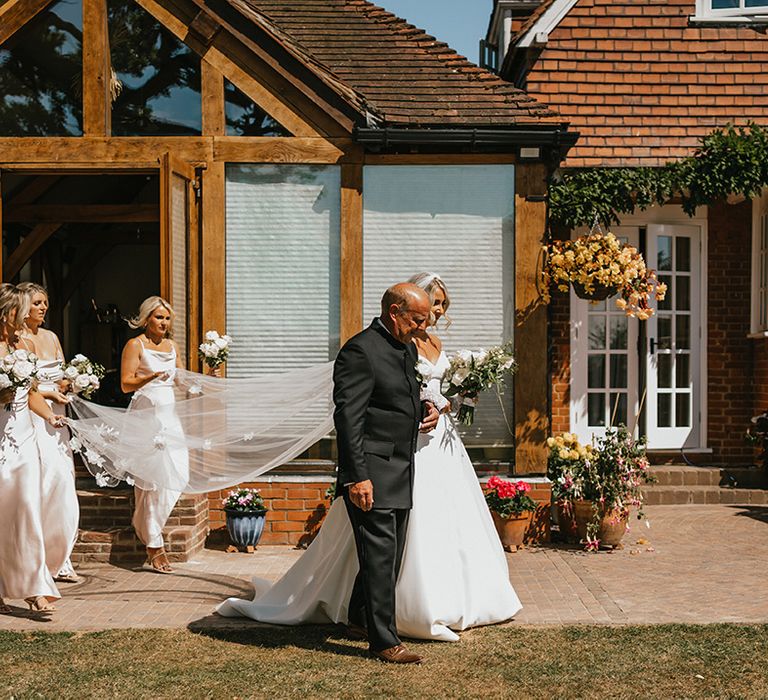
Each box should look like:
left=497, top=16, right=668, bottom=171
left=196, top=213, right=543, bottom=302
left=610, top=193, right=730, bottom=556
left=12, top=360, right=35, bottom=380
left=205, top=330, right=220, bottom=341
left=75, top=374, right=91, bottom=390
left=0, top=374, right=11, bottom=390
left=64, top=365, right=80, bottom=380
left=13, top=349, right=29, bottom=361
left=73, top=354, right=87, bottom=363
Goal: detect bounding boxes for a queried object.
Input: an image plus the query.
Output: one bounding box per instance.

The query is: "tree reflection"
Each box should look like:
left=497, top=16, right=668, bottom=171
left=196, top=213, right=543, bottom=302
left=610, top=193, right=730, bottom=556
left=109, top=0, right=201, bottom=135
left=0, top=0, right=83, bottom=136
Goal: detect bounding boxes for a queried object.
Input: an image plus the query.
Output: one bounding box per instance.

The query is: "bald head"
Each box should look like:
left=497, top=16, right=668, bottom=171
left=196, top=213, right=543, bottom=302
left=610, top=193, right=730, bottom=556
left=380, top=282, right=431, bottom=344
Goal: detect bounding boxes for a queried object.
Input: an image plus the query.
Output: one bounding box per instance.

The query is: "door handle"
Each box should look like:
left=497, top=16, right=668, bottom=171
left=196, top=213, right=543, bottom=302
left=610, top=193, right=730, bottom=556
left=649, top=337, right=656, bottom=354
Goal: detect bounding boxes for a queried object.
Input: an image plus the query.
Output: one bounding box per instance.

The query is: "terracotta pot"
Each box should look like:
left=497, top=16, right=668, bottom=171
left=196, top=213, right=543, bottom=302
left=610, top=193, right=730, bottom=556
left=491, top=511, right=532, bottom=552
left=573, top=500, right=628, bottom=548
left=572, top=281, right=618, bottom=301
left=555, top=500, right=579, bottom=543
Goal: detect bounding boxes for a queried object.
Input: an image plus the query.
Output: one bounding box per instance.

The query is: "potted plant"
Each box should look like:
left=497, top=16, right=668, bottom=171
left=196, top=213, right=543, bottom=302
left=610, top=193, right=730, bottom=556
left=541, top=229, right=667, bottom=319
left=484, top=476, right=537, bottom=552
left=223, top=488, right=268, bottom=551
left=548, top=427, right=655, bottom=551
left=546, top=432, right=594, bottom=543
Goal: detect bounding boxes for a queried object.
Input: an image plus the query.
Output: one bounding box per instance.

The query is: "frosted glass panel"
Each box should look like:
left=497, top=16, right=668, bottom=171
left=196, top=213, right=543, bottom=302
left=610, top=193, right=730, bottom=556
left=226, top=164, right=340, bottom=376
left=362, top=165, right=515, bottom=445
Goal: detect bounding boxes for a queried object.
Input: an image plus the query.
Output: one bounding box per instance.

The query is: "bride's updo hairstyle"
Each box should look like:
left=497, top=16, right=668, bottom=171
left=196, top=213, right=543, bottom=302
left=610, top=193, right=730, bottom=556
left=408, top=272, right=452, bottom=328
left=128, top=296, right=175, bottom=336
left=0, top=284, right=31, bottom=334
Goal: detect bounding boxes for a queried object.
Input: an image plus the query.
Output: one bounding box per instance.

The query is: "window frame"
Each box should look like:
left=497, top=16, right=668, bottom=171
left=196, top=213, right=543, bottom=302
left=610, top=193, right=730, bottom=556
left=693, top=0, right=768, bottom=22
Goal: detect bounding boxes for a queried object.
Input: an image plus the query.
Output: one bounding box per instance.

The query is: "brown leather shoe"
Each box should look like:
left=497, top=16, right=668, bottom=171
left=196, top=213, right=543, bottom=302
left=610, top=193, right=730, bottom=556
left=343, top=622, right=368, bottom=641
left=371, top=644, right=424, bottom=665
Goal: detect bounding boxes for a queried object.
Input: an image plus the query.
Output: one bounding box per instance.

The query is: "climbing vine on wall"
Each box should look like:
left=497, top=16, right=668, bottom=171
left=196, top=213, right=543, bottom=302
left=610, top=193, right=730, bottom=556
left=549, top=123, right=768, bottom=230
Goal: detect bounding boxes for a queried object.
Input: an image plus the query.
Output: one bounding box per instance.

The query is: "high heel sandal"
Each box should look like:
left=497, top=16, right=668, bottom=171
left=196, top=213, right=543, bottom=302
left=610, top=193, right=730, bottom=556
left=25, top=597, right=56, bottom=612
left=143, top=549, right=174, bottom=574
left=0, top=598, right=11, bottom=614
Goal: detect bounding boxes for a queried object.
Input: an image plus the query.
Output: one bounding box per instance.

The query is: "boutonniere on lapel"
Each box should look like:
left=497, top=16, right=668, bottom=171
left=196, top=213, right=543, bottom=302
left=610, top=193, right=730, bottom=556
left=414, top=357, right=431, bottom=390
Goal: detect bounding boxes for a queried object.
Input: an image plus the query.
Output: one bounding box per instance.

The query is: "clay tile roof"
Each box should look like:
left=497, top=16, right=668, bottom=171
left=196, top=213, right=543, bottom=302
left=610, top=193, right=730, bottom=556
left=241, top=0, right=561, bottom=127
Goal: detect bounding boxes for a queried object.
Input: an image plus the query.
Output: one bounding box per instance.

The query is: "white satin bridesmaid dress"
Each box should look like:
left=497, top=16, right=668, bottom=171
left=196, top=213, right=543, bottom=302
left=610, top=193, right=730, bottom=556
left=218, top=351, right=521, bottom=641
left=130, top=343, right=189, bottom=550
left=0, top=382, right=60, bottom=603
left=33, top=358, right=80, bottom=579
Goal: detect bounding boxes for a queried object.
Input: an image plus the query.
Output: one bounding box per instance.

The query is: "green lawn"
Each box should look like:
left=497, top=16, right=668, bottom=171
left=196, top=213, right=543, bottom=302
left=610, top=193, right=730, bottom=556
left=1, top=624, right=766, bottom=699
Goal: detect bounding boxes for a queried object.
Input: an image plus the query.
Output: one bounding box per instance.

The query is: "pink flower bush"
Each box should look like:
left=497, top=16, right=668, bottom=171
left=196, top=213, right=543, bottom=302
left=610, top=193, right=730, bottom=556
left=485, top=476, right=537, bottom=519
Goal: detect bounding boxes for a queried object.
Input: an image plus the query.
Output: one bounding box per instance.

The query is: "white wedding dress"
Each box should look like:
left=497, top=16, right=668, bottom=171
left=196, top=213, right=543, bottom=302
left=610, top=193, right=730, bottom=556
left=0, top=383, right=60, bottom=602
left=33, top=358, right=80, bottom=578
left=217, top=351, right=521, bottom=641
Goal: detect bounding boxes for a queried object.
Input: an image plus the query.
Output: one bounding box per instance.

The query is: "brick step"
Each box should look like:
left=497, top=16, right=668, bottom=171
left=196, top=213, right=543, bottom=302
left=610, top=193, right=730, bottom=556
left=641, top=484, right=768, bottom=505
left=649, top=465, right=767, bottom=488
left=72, top=489, right=209, bottom=564
left=71, top=523, right=205, bottom=564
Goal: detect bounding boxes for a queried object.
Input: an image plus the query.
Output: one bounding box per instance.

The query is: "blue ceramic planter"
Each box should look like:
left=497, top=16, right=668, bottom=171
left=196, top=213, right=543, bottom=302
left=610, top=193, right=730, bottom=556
left=225, top=508, right=267, bottom=548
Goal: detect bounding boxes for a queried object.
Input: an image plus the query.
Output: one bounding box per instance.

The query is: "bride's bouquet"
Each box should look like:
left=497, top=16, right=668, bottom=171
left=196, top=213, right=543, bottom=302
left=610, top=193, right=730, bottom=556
left=63, top=354, right=105, bottom=399
left=443, top=342, right=516, bottom=426
left=199, top=330, right=232, bottom=369
left=0, top=348, right=39, bottom=409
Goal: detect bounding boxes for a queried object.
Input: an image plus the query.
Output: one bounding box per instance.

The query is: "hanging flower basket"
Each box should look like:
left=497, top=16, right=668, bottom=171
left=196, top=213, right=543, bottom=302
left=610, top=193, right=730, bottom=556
left=541, top=220, right=667, bottom=319
left=571, top=281, right=618, bottom=302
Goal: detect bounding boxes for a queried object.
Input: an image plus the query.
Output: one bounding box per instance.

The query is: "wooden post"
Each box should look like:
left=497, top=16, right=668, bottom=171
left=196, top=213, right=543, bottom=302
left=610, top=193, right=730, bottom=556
left=201, top=60, right=225, bottom=136
left=514, top=163, right=549, bottom=474
left=82, top=0, right=110, bottom=136
left=201, top=161, right=226, bottom=336
left=340, top=163, right=363, bottom=344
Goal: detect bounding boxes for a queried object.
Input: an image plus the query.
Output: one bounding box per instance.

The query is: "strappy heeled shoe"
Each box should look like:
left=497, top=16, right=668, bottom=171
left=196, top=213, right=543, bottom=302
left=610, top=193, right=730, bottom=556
left=0, top=598, right=11, bottom=614
left=143, top=548, right=174, bottom=574
left=25, top=596, right=56, bottom=612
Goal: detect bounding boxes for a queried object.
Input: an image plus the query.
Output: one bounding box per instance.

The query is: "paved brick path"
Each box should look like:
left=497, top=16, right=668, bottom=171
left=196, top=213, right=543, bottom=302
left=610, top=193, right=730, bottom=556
left=1, top=505, right=766, bottom=631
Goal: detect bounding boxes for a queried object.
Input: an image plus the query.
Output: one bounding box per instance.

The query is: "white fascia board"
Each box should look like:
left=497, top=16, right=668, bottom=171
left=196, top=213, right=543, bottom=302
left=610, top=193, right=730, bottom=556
left=517, top=0, right=580, bottom=48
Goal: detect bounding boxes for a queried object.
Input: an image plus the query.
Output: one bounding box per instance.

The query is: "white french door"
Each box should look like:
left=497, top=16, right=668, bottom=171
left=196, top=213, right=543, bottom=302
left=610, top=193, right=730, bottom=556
left=645, top=224, right=702, bottom=449
left=571, top=227, right=641, bottom=443
left=571, top=221, right=704, bottom=449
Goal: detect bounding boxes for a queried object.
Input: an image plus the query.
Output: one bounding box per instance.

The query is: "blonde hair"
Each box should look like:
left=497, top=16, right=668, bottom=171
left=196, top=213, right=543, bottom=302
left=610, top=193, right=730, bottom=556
left=128, top=296, right=174, bottom=335
left=17, top=281, right=48, bottom=299
left=407, top=272, right=452, bottom=328
left=0, top=284, right=31, bottom=336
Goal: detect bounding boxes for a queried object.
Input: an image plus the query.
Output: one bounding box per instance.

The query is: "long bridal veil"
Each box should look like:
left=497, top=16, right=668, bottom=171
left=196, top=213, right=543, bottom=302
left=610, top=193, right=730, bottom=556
left=66, top=364, right=335, bottom=493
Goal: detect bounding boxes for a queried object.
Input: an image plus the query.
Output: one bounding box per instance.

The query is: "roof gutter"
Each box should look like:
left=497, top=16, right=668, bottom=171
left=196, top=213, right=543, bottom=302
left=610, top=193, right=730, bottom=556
left=353, top=126, right=578, bottom=154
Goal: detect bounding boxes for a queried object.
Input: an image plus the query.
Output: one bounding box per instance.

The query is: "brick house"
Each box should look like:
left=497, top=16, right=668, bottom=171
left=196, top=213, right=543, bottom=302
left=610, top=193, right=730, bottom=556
left=1, top=0, right=571, bottom=558
left=485, top=0, right=768, bottom=465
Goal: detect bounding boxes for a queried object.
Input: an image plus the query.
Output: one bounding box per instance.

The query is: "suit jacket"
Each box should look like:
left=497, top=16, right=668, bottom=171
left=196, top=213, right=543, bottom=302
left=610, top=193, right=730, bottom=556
left=333, top=318, right=421, bottom=510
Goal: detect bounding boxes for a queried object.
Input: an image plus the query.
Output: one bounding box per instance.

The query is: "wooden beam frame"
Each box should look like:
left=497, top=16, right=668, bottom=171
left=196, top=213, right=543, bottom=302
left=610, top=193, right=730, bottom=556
left=513, top=163, right=549, bottom=474
left=4, top=204, right=159, bottom=223
left=200, top=161, right=225, bottom=338
left=4, top=223, right=63, bottom=280
left=0, top=137, right=356, bottom=165
left=82, top=0, right=110, bottom=136
left=340, top=163, right=363, bottom=344
left=0, top=0, right=55, bottom=46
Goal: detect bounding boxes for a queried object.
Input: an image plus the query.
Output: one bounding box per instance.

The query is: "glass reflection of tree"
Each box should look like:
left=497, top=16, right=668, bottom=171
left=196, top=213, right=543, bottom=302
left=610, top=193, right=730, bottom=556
left=109, top=0, right=201, bottom=135
left=224, top=79, right=290, bottom=137
left=0, top=0, right=83, bottom=136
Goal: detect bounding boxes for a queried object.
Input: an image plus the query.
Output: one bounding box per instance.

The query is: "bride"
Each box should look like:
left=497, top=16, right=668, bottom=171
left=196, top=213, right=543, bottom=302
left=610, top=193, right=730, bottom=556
left=218, top=273, right=521, bottom=641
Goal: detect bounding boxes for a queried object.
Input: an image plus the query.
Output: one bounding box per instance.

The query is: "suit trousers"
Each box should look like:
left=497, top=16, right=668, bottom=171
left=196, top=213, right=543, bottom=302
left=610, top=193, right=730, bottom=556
left=344, top=496, right=410, bottom=652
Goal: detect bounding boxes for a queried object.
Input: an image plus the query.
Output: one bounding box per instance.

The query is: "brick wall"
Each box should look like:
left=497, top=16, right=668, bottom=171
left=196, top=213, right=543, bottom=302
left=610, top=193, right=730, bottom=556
left=707, top=200, right=755, bottom=463
left=209, top=477, right=552, bottom=546
left=550, top=291, right=571, bottom=436
left=208, top=479, right=334, bottom=547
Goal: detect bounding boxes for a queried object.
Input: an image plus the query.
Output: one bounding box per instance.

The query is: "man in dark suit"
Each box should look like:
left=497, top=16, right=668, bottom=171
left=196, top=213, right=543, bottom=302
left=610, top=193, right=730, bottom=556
left=333, top=282, right=439, bottom=664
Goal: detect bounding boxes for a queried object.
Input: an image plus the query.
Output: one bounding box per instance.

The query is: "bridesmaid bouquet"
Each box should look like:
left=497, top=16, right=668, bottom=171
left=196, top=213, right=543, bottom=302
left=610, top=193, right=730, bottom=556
left=0, top=348, right=39, bottom=409
left=63, top=354, right=105, bottom=399
left=443, top=343, right=516, bottom=426
left=199, top=330, right=232, bottom=369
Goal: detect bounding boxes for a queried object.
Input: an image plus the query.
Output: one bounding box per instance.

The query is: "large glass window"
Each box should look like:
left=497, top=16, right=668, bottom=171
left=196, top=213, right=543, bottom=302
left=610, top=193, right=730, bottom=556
left=224, top=79, right=291, bottom=137
left=362, top=165, right=515, bottom=446
left=108, top=0, right=201, bottom=135
left=0, top=0, right=83, bottom=136
left=225, top=164, right=341, bottom=376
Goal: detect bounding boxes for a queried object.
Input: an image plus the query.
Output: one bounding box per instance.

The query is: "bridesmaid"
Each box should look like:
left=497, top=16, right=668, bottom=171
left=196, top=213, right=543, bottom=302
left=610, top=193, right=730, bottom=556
left=120, top=296, right=186, bottom=574
left=19, top=282, right=81, bottom=584
left=0, top=284, right=62, bottom=613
